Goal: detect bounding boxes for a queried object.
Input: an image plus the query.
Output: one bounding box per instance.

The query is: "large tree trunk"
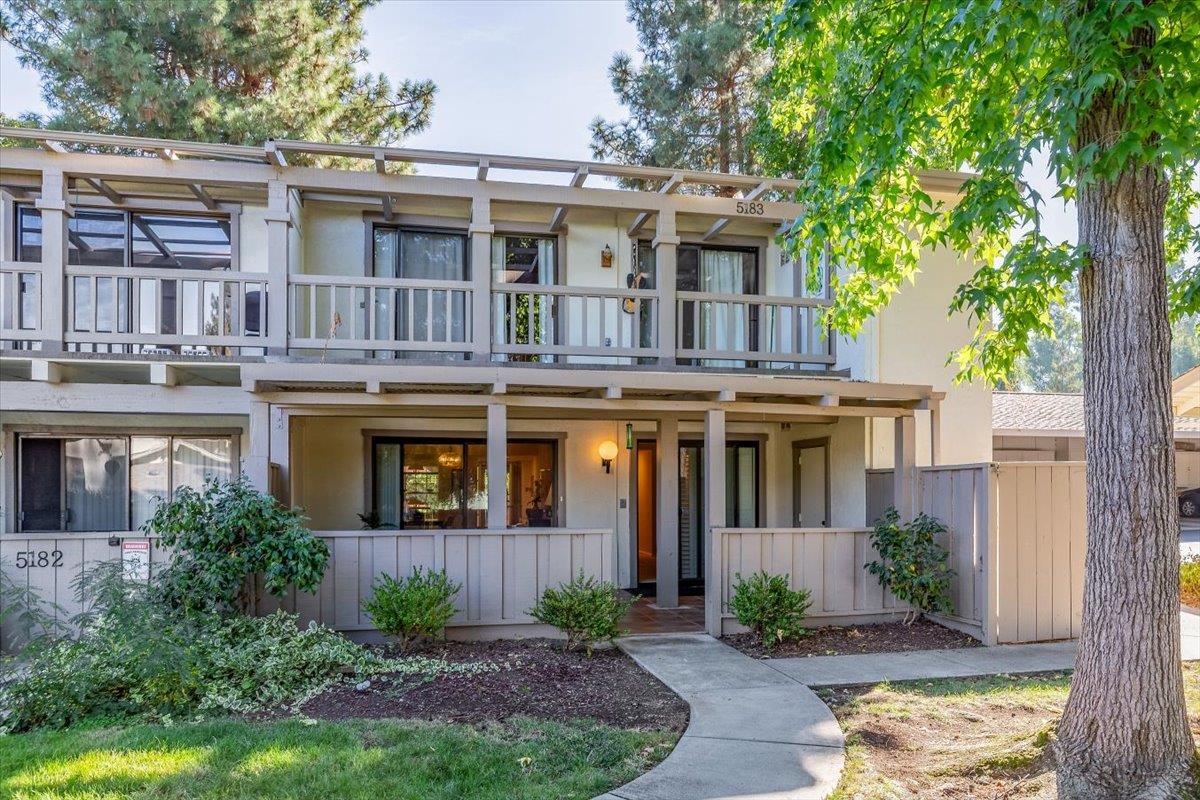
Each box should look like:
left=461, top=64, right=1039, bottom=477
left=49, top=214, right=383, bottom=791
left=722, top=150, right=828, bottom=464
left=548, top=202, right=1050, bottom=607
left=1055, top=93, right=1194, bottom=796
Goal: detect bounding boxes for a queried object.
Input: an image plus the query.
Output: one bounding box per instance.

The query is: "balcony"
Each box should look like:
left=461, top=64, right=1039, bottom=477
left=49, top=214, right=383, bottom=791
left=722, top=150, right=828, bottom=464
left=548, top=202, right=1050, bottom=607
left=1, top=262, right=835, bottom=369
left=0, top=127, right=854, bottom=373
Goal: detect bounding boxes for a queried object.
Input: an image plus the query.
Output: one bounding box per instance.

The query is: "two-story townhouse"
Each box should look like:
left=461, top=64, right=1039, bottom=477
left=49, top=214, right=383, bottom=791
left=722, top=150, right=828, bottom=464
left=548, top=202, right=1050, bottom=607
left=0, top=128, right=991, bottom=641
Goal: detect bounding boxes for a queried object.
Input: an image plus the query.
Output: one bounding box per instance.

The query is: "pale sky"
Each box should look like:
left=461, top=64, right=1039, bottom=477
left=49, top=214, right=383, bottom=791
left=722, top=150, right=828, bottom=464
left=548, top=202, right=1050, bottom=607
left=0, top=0, right=1077, bottom=240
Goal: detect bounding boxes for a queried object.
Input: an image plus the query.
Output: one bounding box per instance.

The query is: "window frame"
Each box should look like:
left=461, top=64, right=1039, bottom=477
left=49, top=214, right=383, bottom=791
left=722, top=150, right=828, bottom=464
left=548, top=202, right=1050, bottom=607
left=369, top=435, right=560, bottom=530
left=364, top=221, right=471, bottom=280
left=12, top=202, right=238, bottom=271
left=15, top=431, right=241, bottom=533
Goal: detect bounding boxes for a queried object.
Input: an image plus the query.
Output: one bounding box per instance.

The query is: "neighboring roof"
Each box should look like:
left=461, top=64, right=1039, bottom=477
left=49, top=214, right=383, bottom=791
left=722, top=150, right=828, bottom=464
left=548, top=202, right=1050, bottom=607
left=1174, top=366, right=1199, bottom=416
left=993, top=391, right=1200, bottom=437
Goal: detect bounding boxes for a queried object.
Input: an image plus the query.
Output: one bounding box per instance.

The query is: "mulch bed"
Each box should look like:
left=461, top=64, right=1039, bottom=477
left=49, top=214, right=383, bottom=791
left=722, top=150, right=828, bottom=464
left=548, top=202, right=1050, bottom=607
left=723, top=619, right=981, bottom=659
left=296, top=638, right=689, bottom=733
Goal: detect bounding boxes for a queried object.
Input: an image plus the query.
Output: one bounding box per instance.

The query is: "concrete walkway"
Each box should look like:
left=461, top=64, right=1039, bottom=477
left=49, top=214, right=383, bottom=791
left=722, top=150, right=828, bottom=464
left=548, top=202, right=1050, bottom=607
left=598, top=633, right=844, bottom=800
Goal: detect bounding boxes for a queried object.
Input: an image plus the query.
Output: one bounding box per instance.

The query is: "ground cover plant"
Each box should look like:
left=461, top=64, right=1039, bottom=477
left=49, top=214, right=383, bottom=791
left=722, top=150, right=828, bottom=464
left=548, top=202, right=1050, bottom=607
left=0, top=716, right=676, bottom=800
left=728, top=570, right=812, bottom=650
left=819, top=663, right=1200, bottom=799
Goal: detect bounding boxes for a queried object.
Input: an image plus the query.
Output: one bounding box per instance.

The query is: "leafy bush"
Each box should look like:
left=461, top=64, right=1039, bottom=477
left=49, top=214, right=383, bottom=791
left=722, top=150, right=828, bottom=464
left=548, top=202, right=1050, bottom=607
left=143, top=475, right=329, bottom=614
left=1, top=557, right=65, bottom=654
left=729, top=570, right=812, bottom=650
left=1182, top=555, right=1200, bottom=609
left=866, top=508, right=955, bottom=621
left=361, top=568, right=461, bottom=651
left=529, top=572, right=635, bottom=655
left=0, top=563, right=389, bottom=733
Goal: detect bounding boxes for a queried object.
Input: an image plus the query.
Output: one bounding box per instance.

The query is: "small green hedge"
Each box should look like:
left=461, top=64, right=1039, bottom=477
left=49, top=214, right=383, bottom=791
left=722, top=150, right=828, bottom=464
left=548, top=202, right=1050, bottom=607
left=362, top=568, right=461, bottom=650
left=729, top=571, right=812, bottom=650
left=530, top=572, right=635, bottom=655
left=1182, top=555, right=1200, bottom=609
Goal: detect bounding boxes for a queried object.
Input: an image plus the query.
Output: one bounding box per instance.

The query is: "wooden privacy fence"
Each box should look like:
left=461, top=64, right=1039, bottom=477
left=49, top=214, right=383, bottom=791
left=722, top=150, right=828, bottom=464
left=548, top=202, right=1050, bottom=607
left=2, top=528, right=613, bottom=650
left=259, top=528, right=614, bottom=632
left=865, top=462, right=1087, bottom=644
left=715, top=527, right=910, bottom=635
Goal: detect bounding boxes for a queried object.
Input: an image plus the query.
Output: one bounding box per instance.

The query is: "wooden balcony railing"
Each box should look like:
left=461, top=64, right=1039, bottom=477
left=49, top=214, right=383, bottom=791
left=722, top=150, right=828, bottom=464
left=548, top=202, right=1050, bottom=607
left=0, top=261, right=43, bottom=347
left=288, top=274, right=474, bottom=354
left=491, top=283, right=659, bottom=361
left=676, top=292, right=835, bottom=365
left=4, top=261, right=836, bottom=369
left=63, top=265, right=268, bottom=353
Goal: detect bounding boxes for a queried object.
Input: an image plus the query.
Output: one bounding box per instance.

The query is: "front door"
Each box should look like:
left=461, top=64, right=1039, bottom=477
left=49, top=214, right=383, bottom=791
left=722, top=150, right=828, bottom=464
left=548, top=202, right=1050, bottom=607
left=792, top=439, right=830, bottom=527
left=634, top=439, right=760, bottom=594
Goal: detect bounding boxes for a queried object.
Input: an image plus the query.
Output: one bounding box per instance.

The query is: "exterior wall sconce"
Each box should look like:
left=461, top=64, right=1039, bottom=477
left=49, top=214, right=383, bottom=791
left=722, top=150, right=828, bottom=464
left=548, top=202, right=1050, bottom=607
left=625, top=422, right=634, bottom=450
left=598, top=439, right=618, bottom=473
left=601, top=243, right=613, bottom=268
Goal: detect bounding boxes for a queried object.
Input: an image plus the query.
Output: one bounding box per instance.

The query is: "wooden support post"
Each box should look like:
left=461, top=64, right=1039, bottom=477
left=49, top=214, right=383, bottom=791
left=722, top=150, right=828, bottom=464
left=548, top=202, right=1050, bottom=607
left=264, top=180, right=290, bottom=355
left=893, top=414, right=917, bottom=520
left=655, top=416, right=680, bottom=608
left=704, top=408, right=726, bottom=635
left=269, top=407, right=291, bottom=505
left=929, top=399, right=942, bottom=466
left=653, top=209, right=679, bottom=366
left=37, top=170, right=67, bottom=353
left=246, top=401, right=271, bottom=492
left=487, top=402, right=507, bottom=529
left=470, top=196, right=494, bottom=362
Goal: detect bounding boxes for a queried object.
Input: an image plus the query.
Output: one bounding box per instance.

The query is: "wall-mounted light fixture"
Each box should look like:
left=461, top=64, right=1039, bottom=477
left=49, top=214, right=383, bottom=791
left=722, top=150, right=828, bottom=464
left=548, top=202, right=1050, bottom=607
left=598, top=439, right=618, bottom=473
left=601, top=243, right=613, bottom=268
left=625, top=422, right=634, bottom=450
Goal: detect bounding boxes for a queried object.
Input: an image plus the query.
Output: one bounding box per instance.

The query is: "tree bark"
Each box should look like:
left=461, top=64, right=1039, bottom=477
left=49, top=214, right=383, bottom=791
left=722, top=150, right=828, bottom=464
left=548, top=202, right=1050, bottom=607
left=1055, top=74, right=1195, bottom=796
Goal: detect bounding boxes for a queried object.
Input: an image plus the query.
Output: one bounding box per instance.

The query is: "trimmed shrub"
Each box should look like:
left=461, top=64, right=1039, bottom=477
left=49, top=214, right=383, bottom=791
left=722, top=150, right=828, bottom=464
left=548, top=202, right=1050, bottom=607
left=866, top=508, right=955, bottom=621
left=362, top=568, right=461, bottom=650
left=1182, top=555, right=1200, bottom=609
left=529, top=572, right=635, bottom=655
left=144, top=476, right=329, bottom=615
left=729, top=570, right=812, bottom=650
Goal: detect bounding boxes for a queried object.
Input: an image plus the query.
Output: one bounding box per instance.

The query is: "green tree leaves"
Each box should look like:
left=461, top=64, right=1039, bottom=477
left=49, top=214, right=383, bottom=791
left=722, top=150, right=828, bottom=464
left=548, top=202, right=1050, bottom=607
left=0, top=0, right=435, bottom=148
left=759, top=0, right=1199, bottom=383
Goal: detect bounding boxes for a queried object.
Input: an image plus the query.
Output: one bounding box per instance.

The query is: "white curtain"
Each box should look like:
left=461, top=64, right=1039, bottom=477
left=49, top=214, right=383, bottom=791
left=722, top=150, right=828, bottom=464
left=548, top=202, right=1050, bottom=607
left=700, top=250, right=747, bottom=365
left=374, top=443, right=402, bottom=527
left=172, top=438, right=233, bottom=494
left=130, top=437, right=169, bottom=529
left=64, top=437, right=128, bottom=531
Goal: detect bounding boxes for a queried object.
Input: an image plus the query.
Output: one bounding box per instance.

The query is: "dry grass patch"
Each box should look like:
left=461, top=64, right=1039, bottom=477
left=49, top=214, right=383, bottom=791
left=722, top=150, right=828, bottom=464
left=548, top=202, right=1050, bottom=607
left=821, top=663, right=1200, bottom=799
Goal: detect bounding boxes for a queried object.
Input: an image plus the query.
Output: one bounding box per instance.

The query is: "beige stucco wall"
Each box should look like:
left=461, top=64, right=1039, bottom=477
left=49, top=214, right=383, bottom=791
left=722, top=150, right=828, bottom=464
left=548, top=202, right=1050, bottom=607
left=833, top=237, right=993, bottom=468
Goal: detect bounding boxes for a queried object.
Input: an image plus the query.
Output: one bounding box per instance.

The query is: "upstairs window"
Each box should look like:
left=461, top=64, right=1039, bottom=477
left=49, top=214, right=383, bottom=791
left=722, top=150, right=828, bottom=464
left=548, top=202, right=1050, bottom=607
left=14, top=204, right=232, bottom=271
left=371, top=226, right=467, bottom=281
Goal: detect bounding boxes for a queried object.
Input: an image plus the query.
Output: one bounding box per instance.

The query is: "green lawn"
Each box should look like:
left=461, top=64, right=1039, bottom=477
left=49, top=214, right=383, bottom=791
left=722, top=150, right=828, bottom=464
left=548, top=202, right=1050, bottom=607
left=822, top=663, right=1200, bottom=799
left=0, top=716, right=676, bottom=800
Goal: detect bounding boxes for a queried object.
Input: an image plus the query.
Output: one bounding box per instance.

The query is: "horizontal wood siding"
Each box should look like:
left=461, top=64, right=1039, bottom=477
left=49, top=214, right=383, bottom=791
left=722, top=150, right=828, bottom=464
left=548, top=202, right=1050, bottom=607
left=716, top=528, right=910, bottom=622
left=259, top=528, right=614, bottom=631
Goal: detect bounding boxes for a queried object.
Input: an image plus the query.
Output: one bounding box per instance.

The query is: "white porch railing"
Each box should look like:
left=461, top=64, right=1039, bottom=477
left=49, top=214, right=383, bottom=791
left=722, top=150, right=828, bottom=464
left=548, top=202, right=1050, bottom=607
left=491, top=284, right=659, bottom=360
left=676, top=292, right=834, bottom=366
left=0, top=260, right=42, bottom=346
left=288, top=274, right=474, bottom=354
left=64, top=265, right=268, bottom=352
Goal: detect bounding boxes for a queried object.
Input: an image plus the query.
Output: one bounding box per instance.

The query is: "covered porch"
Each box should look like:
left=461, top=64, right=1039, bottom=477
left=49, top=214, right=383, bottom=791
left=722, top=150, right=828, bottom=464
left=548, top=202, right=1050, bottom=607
left=243, top=362, right=938, bottom=638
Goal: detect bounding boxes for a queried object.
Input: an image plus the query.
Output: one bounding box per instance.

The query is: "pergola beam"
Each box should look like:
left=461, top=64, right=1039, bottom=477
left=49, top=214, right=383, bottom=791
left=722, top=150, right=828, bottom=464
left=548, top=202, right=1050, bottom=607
left=549, top=205, right=568, bottom=232
left=703, top=181, right=774, bottom=242
left=187, top=183, right=218, bottom=210
left=83, top=177, right=123, bottom=204
left=476, top=158, right=489, bottom=181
